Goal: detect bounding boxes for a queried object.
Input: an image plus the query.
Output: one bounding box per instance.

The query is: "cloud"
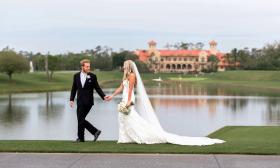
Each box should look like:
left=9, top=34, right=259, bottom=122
left=1, top=0, right=280, bottom=53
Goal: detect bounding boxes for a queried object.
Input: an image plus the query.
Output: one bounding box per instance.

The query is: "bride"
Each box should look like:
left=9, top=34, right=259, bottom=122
left=107, top=60, right=225, bottom=145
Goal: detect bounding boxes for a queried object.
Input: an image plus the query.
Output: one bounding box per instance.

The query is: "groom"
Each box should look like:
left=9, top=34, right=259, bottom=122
left=70, top=59, right=110, bottom=142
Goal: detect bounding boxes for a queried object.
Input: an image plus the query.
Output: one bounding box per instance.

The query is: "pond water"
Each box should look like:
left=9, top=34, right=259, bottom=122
left=0, top=84, right=279, bottom=140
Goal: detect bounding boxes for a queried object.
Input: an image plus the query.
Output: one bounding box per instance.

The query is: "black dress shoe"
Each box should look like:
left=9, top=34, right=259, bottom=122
left=74, top=138, right=85, bottom=143
left=93, top=130, right=101, bottom=142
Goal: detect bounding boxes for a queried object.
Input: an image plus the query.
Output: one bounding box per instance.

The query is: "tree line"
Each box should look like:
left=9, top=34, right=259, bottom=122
left=1, top=42, right=280, bottom=81
left=0, top=46, right=149, bottom=81
left=226, top=42, right=280, bottom=70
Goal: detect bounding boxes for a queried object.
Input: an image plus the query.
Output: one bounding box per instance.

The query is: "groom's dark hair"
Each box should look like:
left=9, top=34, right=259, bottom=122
left=80, top=59, right=90, bottom=66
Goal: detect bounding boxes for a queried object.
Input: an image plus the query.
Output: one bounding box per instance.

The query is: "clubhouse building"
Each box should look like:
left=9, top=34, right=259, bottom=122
left=135, top=40, right=229, bottom=73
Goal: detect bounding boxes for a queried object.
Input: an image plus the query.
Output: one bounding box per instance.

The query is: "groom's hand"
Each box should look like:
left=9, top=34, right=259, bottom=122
left=104, top=95, right=112, bottom=101
left=70, top=101, right=74, bottom=108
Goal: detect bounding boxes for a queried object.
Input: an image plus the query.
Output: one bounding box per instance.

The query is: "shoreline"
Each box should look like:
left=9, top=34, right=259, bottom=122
left=1, top=71, right=280, bottom=96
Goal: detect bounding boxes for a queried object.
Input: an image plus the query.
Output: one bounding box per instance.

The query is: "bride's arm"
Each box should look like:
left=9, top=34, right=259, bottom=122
left=127, top=73, right=136, bottom=106
left=109, top=83, right=124, bottom=99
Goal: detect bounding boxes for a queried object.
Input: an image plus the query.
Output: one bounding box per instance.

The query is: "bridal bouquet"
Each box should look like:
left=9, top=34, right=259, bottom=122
left=118, top=101, right=134, bottom=115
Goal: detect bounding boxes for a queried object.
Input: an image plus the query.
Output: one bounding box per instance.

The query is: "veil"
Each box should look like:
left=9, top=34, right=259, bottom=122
left=132, top=62, right=165, bottom=132
left=131, top=62, right=225, bottom=145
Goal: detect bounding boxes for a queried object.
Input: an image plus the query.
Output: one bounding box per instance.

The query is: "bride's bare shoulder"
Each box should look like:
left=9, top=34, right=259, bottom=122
left=128, top=73, right=136, bottom=81
left=128, top=73, right=136, bottom=78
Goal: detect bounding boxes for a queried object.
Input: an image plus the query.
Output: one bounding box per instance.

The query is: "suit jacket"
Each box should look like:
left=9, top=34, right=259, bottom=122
left=70, top=72, right=106, bottom=106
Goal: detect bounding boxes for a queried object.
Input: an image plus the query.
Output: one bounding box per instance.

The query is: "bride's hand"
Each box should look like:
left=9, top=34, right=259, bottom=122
left=105, top=95, right=113, bottom=101
left=126, top=101, right=134, bottom=107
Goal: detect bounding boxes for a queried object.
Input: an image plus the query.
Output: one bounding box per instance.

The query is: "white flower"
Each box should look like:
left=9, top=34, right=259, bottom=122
left=86, top=75, right=91, bottom=79
left=118, top=101, right=131, bottom=115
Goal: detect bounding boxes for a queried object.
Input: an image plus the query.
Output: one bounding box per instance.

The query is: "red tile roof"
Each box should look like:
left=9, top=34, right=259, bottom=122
left=135, top=49, right=225, bottom=62
left=158, top=50, right=202, bottom=56
left=135, top=50, right=150, bottom=62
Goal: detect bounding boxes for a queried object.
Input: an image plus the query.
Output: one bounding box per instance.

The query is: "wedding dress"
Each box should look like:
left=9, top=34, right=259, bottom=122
left=117, top=62, right=225, bottom=145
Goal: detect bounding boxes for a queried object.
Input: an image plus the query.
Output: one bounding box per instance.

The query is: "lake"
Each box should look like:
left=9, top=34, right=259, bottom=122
left=0, top=84, right=280, bottom=140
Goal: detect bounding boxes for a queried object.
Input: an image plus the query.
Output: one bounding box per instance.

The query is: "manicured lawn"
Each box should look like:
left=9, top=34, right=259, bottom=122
left=0, top=126, right=279, bottom=154
left=0, top=71, right=121, bottom=94
left=1, top=70, right=280, bottom=95
left=0, top=71, right=181, bottom=94
left=169, top=70, right=280, bottom=95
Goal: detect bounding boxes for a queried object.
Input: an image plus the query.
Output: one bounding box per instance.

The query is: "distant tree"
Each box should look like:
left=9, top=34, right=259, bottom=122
left=207, top=55, right=219, bottom=72
left=173, top=42, right=181, bottom=49
left=134, top=60, right=150, bottom=73
left=180, top=42, right=189, bottom=49
left=1, top=46, right=15, bottom=52
left=165, top=42, right=204, bottom=50
left=164, top=43, right=172, bottom=49
left=64, top=53, right=91, bottom=70
left=237, top=49, right=252, bottom=69
left=48, top=56, right=61, bottom=80
left=231, top=48, right=238, bottom=69
left=195, top=42, right=204, bottom=50
left=257, top=42, right=280, bottom=70
left=112, top=51, right=138, bottom=69
left=45, top=52, right=50, bottom=82
left=0, top=51, right=29, bottom=81
left=124, top=53, right=138, bottom=61
left=94, top=45, right=102, bottom=54
left=112, top=52, right=125, bottom=69
left=92, top=55, right=112, bottom=71
left=188, top=43, right=194, bottom=50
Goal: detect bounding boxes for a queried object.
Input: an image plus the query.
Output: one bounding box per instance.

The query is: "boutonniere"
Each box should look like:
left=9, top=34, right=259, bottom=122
left=86, top=75, right=91, bottom=79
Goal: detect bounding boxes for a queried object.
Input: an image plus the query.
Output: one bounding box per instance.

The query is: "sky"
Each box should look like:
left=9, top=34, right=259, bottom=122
left=1, top=0, right=280, bottom=54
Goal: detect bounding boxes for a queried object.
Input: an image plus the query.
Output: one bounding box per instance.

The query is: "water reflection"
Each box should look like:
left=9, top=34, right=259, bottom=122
left=147, top=83, right=280, bottom=97
left=0, top=94, right=28, bottom=126
left=222, top=98, right=248, bottom=114
left=38, top=92, right=64, bottom=120
left=265, top=99, right=280, bottom=125
left=0, top=84, right=280, bottom=140
left=149, top=95, right=280, bottom=136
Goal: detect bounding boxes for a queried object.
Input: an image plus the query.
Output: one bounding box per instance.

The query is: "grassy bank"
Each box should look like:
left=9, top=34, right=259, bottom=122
left=0, top=126, right=279, bottom=154
left=170, top=70, right=280, bottom=90
left=0, top=71, right=119, bottom=94
left=0, top=71, right=180, bottom=94
left=0, top=70, right=280, bottom=95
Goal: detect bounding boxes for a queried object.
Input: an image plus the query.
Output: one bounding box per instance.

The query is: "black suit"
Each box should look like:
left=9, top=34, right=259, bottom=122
left=70, top=72, right=106, bottom=141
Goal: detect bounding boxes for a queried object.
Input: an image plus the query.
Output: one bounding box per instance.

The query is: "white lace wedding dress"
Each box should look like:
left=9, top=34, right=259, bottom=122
left=117, top=63, right=225, bottom=145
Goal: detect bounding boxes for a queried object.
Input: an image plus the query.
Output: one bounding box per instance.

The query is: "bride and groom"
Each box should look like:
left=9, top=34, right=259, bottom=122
left=70, top=59, right=225, bottom=145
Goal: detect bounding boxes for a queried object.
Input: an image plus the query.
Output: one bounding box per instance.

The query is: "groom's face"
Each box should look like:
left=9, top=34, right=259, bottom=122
left=82, top=63, right=91, bottom=73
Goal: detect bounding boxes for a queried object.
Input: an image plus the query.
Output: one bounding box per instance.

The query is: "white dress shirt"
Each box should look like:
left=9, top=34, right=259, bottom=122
left=80, top=71, right=87, bottom=88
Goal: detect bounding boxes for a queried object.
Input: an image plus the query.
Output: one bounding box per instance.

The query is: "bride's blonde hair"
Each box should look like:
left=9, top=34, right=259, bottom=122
left=123, top=60, right=136, bottom=85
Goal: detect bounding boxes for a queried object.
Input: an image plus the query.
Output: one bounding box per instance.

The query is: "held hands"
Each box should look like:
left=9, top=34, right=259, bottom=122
left=104, top=95, right=113, bottom=101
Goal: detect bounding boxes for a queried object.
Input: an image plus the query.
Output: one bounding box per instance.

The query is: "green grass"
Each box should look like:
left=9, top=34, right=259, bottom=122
left=0, top=126, right=279, bottom=154
left=169, top=70, right=280, bottom=94
left=0, top=71, right=121, bottom=94
left=1, top=70, right=280, bottom=95
left=0, top=71, right=180, bottom=94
